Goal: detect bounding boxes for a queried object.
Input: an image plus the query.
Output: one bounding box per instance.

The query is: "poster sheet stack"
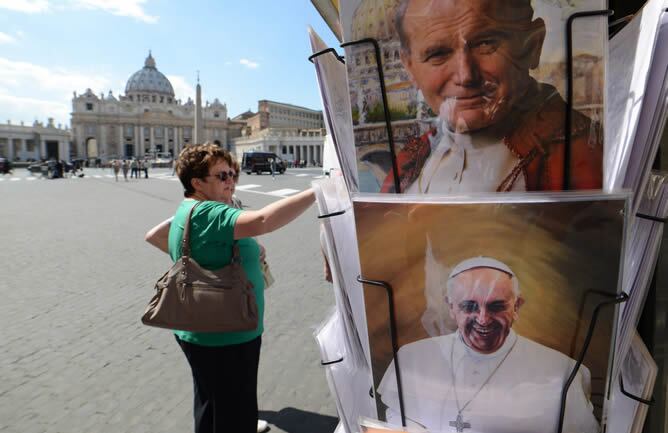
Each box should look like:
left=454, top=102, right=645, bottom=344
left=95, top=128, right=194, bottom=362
left=607, top=1, right=668, bottom=207
left=615, top=172, right=668, bottom=370
left=306, top=0, right=668, bottom=432
left=607, top=332, right=658, bottom=433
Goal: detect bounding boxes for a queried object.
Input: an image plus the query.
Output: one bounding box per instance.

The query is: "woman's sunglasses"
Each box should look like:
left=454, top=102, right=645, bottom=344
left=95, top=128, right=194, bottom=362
left=207, top=170, right=238, bottom=182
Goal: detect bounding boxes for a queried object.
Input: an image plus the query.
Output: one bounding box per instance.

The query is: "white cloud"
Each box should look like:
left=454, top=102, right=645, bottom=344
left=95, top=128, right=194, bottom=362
left=166, top=75, right=196, bottom=101
left=0, top=0, right=158, bottom=23
left=239, top=58, right=259, bottom=69
left=0, top=32, right=16, bottom=44
left=0, top=57, right=111, bottom=95
left=71, top=0, right=158, bottom=23
left=0, top=57, right=113, bottom=125
left=0, top=92, right=70, bottom=126
left=0, top=0, right=49, bottom=13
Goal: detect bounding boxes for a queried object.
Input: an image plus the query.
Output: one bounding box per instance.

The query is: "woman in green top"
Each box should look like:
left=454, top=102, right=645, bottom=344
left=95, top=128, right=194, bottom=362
left=146, top=143, right=314, bottom=433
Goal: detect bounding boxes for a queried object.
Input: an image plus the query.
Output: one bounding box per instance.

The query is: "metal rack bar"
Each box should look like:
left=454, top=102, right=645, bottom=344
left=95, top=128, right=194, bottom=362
left=321, top=357, right=345, bottom=366
left=636, top=213, right=667, bottom=223
left=318, top=210, right=346, bottom=219
left=308, top=47, right=345, bottom=64
left=357, top=275, right=406, bottom=427
left=557, top=291, right=628, bottom=433
left=619, top=375, right=655, bottom=406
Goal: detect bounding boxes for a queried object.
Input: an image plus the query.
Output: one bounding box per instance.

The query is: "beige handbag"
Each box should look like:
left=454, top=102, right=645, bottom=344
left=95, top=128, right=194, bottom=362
left=142, top=202, right=258, bottom=332
left=261, top=260, right=275, bottom=290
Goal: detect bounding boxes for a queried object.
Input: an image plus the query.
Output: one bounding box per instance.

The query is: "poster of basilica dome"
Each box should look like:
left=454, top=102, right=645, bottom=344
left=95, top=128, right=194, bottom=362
left=339, top=0, right=607, bottom=194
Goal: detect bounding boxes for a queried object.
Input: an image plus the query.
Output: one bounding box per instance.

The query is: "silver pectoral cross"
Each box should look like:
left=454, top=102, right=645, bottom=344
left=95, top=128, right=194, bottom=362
left=449, top=412, right=471, bottom=432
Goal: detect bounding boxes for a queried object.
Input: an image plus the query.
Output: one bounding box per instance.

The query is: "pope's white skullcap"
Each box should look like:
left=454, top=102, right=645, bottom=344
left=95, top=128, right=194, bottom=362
left=448, top=256, right=515, bottom=280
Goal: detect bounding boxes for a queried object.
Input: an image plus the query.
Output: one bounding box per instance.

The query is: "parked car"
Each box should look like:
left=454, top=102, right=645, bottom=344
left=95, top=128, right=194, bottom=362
left=153, top=152, right=173, bottom=168
left=241, top=152, right=286, bottom=175
left=0, top=157, right=12, bottom=174
left=141, top=151, right=173, bottom=168
left=27, top=160, right=73, bottom=178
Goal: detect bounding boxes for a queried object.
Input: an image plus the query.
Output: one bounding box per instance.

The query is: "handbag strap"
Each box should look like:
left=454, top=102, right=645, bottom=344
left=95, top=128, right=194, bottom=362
left=231, top=241, right=241, bottom=264
left=181, top=201, right=203, bottom=258
left=182, top=201, right=242, bottom=264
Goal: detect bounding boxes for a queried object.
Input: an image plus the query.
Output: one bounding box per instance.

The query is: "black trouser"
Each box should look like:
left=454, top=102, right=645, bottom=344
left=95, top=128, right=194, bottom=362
left=176, top=336, right=261, bottom=433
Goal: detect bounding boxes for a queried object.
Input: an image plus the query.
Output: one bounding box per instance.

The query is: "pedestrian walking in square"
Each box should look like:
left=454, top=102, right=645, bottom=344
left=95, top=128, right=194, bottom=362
left=112, top=159, right=120, bottom=181
left=121, top=160, right=129, bottom=181
left=130, top=158, right=138, bottom=178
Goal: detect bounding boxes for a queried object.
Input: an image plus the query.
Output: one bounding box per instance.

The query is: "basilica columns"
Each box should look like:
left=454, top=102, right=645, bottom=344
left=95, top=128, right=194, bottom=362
left=118, top=125, right=123, bottom=157
left=133, top=125, right=140, bottom=157
left=99, top=124, right=107, bottom=158
left=6, top=139, right=14, bottom=160
left=139, top=126, right=145, bottom=157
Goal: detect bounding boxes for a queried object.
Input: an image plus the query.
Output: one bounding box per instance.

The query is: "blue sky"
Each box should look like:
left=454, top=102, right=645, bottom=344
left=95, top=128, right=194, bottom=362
left=0, top=0, right=340, bottom=127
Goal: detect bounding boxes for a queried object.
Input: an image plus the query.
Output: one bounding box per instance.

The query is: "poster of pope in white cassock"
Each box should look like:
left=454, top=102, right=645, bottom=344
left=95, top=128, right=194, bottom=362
left=354, top=194, right=628, bottom=432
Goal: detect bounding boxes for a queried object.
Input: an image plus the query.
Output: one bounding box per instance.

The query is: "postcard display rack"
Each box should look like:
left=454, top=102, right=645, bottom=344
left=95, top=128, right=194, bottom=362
left=308, top=3, right=668, bottom=433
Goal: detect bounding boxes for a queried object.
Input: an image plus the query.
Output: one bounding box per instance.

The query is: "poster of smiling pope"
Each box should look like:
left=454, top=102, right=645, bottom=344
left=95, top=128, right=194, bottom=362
left=353, top=195, right=628, bottom=433
left=340, top=0, right=607, bottom=193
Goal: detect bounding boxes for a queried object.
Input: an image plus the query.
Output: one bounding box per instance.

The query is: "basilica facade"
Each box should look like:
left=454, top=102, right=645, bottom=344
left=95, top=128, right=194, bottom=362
left=70, top=52, right=242, bottom=162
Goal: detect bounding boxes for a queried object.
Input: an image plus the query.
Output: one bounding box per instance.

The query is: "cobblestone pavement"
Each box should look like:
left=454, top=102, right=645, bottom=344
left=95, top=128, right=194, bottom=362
left=0, top=168, right=339, bottom=433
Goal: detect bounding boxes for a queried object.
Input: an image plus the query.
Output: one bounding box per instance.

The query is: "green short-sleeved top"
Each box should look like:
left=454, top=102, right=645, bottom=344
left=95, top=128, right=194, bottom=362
left=168, top=199, right=264, bottom=346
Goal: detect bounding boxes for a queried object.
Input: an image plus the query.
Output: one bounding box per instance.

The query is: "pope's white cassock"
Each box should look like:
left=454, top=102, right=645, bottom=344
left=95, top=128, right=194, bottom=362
left=378, top=330, right=600, bottom=433
left=405, top=120, right=526, bottom=194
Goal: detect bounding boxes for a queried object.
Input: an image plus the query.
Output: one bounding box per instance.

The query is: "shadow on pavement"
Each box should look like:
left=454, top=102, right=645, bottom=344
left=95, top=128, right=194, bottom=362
left=259, top=407, right=338, bottom=433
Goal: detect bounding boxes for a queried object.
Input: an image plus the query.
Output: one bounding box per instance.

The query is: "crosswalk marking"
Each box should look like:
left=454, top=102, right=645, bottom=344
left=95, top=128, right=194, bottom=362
left=0, top=171, right=322, bottom=194
left=236, top=188, right=306, bottom=198
left=266, top=188, right=300, bottom=196
left=235, top=184, right=261, bottom=190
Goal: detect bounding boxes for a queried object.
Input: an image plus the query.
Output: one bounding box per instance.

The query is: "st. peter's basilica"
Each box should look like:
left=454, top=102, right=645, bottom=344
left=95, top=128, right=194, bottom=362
left=70, top=52, right=243, bottom=161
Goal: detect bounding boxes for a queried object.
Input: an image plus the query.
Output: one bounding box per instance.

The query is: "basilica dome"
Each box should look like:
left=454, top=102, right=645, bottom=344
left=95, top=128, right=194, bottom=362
left=125, top=52, right=175, bottom=97
left=351, top=0, right=400, bottom=41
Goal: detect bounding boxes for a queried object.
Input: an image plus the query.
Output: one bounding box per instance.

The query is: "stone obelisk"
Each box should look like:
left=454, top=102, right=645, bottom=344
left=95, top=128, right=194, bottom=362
left=194, top=72, right=204, bottom=144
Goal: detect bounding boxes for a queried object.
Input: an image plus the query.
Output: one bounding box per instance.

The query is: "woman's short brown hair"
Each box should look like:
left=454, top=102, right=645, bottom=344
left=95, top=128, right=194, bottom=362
left=176, top=143, right=233, bottom=197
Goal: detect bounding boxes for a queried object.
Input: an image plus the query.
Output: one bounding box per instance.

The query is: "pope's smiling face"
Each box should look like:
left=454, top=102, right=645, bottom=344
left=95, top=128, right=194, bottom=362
left=398, top=0, right=545, bottom=133
left=447, top=267, right=523, bottom=354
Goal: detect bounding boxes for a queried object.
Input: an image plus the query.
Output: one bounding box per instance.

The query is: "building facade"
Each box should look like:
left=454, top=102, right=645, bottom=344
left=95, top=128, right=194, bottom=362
left=231, top=100, right=326, bottom=166
left=0, top=119, right=71, bottom=161
left=70, top=52, right=240, bottom=162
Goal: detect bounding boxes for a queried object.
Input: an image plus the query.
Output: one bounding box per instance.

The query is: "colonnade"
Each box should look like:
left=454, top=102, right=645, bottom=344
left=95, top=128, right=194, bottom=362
left=78, top=124, right=193, bottom=160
